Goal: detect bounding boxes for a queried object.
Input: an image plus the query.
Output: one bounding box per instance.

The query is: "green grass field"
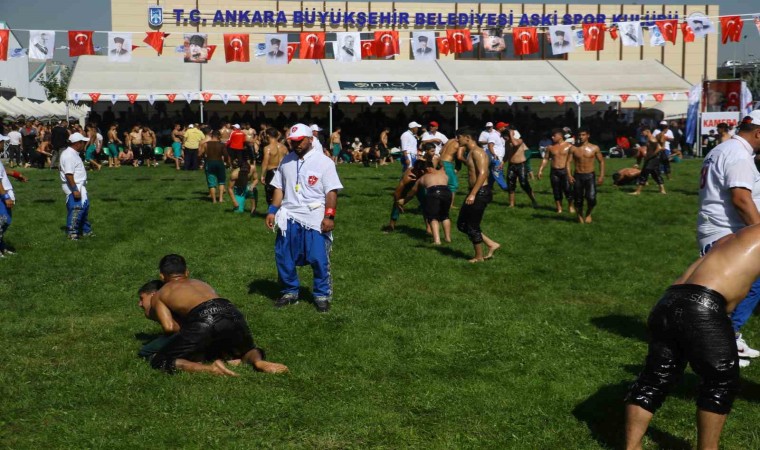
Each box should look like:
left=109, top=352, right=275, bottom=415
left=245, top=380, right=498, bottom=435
left=2, top=158, right=760, bottom=449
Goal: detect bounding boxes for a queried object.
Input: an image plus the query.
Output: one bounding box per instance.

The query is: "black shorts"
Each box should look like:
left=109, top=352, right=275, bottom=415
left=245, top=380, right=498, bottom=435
left=626, top=285, right=740, bottom=415
left=424, top=186, right=452, bottom=222
left=148, top=298, right=259, bottom=373
left=457, top=186, right=492, bottom=244
left=507, top=162, right=532, bottom=194
left=549, top=168, right=572, bottom=202
left=142, top=144, right=155, bottom=161
left=573, top=172, right=597, bottom=209
left=378, top=144, right=389, bottom=158
left=265, top=169, right=277, bottom=205
left=638, top=162, right=664, bottom=186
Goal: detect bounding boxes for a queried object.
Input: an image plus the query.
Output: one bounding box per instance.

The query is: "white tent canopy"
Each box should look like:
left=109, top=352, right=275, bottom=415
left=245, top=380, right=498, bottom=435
left=0, top=97, right=89, bottom=121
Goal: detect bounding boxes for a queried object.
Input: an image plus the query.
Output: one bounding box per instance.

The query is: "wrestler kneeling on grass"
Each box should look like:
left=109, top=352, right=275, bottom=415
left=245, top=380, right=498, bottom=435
left=137, top=254, right=288, bottom=376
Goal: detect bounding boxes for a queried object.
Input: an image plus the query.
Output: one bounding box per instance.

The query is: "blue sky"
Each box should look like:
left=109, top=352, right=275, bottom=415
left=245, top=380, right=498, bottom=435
left=2, top=0, right=757, bottom=64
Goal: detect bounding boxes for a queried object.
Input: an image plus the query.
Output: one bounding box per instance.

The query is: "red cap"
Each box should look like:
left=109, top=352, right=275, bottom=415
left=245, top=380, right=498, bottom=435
left=495, top=122, right=508, bottom=129
left=429, top=121, right=439, bottom=128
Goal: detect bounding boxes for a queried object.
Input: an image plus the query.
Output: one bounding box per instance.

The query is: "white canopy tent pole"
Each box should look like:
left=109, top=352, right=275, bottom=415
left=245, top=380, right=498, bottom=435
left=329, top=103, right=333, bottom=134
left=577, top=104, right=581, bottom=129
left=455, top=103, right=459, bottom=130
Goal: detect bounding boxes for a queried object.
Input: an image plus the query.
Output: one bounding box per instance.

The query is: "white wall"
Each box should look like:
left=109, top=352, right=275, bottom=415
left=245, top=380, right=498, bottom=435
left=0, top=22, right=50, bottom=100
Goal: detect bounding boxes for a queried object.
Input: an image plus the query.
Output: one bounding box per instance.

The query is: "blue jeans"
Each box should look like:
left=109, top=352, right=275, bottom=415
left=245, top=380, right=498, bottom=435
left=66, top=195, right=92, bottom=238
left=0, top=201, right=11, bottom=251
left=401, top=153, right=417, bottom=172
left=490, top=155, right=508, bottom=191
left=275, top=220, right=333, bottom=301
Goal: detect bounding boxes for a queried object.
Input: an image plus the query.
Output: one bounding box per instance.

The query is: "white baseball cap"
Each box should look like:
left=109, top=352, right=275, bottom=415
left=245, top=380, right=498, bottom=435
left=232, top=124, right=241, bottom=129
left=409, top=121, right=422, bottom=128
left=289, top=123, right=312, bottom=141
left=188, top=124, right=195, bottom=128
left=310, top=124, right=323, bottom=132
left=742, top=110, right=760, bottom=126
left=68, top=132, right=89, bottom=143
left=659, top=120, right=668, bottom=126
left=485, top=122, right=494, bottom=127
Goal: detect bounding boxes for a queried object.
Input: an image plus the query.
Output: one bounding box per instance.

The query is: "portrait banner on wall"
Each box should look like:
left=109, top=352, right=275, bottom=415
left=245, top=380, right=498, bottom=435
left=184, top=33, right=209, bottom=63
left=108, top=33, right=132, bottom=62
left=265, top=34, right=288, bottom=65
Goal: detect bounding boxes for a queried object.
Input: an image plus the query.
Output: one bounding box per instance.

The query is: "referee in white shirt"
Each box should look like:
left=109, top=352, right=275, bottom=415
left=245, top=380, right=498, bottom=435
left=400, top=122, right=421, bottom=172
left=697, top=111, right=760, bottom=366
left=60, top=132, right=93, bottom=240
left=266, top=124, right=343, bottom=312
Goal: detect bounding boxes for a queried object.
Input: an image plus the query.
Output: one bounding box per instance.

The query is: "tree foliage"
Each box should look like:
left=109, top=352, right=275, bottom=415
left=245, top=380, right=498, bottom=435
left=37, top=66, right=71, bottom=104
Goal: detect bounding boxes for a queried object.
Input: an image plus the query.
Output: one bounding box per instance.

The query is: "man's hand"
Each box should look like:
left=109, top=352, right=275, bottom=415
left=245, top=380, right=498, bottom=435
left=210, top=360, right=239, bottom=377
left=265, top=213, right=275, bottom=230
left=568, top=175, right=575, bottom=184
left=260, top=176, right=266, bottom=184
left=72, top=191, right=81, bottom=201
left=537, top=170, right=543, bottom=180
left=4, top=199, right=14, bottom=209
left=321, top=217, right=334, bottom=233
left=597, top=175, right=604, bottom=185
left=465, top=194, right=475, bottom=205
left=232, top=201, right=240, bottom=209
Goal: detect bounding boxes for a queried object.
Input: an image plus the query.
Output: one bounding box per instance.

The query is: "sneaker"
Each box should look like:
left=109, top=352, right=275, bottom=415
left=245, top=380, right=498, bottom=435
left=740, top=358, right=751, bottom=368
left=2, top=249, right=15, bottom=255
left=737, top=334, right=760, bottom=358
left=314, top=298, right=331, bottom=313
left=68, top=235, right=79, bottom=241
left=274, top=293, right=298, bottom=308
left=82, top=232, right=96, bottom=238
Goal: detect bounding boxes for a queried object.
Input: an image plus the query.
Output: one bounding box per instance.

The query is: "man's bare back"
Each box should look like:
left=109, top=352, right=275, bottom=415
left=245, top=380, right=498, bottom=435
left=263, top=142, right=287, bottom=170
left=417, top=167, right=449, bottom=188
left=155, top=278, right=218, bottom=317
left=439, top=140, right=460, bottom=163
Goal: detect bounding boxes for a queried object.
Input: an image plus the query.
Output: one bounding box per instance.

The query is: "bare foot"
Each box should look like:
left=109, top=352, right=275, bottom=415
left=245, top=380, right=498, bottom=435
left=468, top=257, right=485, bottom=263
left=433, top=241, right=441, bottom=245
left=660, top=191, right=667, bottom=195
left=255, top=361, right=289, bottom=374
left=577, top=216, right=585, bottom=224
left=211, top=359, right=239, bottom=377
left=484, top=243, right=501, bottom=260
left=629, top=192, right=640, bottom=196
left=585, top=215, right=593, bottom=224
left=569, top=207, right=576, bottom=214
left=556, top=209, right=562, bottom=214
left=444, top=238, right=451, bottom=243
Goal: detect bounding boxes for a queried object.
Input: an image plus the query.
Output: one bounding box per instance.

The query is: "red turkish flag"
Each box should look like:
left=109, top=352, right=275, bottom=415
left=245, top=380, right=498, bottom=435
left=131, top=45, right=140, bottom=52
left=655, top=20, right=678, bottom=44
left=583, top=23, right=606, bottom=51
left=436, top=37, right=450, bottom=56
left=720, top=16, right=743, bottom=44
left=287, top=43, right=298, bottom=63
left=347, top=95, right=358, bottom=104
left=488, top=95, right=498, bottom=105
left=681, top=22, right=695, bottom=43
left=360, top=40, right=375, bottom=58
left=589, top=95, right=599, bottom=105
left=166, top=94, right=177, bottom=103
left=275, top=95, right=286, bottom=105
left=522, top=96, right=533, bottom=100
left=0, top=29, right=8, bottom=61
left=513, top=27, right=539, bottom=56
left=447, top=29, right=473, bottom=54
left=126, top=93, right=138, bottom=104
left=419, top=96, right=430, bottom=105
left=144, top=31, right=168, bottom=55
left=300, top=32, right=325, bottom=59
left=238, top=94, right=249, bottom=104
left=311, top=95, right=322, bottom=105
left=453, top=93, right=464, bottom=104
left=89, top=93, right=100, bottom=103
left=383, top=95, right=393, bottom=104
left=610, top=27, right=619, bottom=40
left=619, top=94, right=630, bottom=102
left=201, top=92, right=213, bottom=102
left=374, top=31, right=399, bottom=57
left=68, top=31, right=94, bottom=57
left=206, top=45, right=217, bottom=61
left=223, top=34, right=249, bottom=63
left=554, top=96, right=565, bottom=105
left=653, top=93, right=665, bottom=102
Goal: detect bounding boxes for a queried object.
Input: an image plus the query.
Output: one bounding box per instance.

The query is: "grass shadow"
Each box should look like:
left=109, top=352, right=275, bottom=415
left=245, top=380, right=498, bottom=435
left=248, top=279, right=281, bottom=298
left=394, top=225, right=430, bottom=241
left=414, top=244, right=472, bottom=261
left=591, top=314, right=648, bottom=342
left=530, top=213, right=577, bottom=223
left=31, top=199, right=56, bottom=204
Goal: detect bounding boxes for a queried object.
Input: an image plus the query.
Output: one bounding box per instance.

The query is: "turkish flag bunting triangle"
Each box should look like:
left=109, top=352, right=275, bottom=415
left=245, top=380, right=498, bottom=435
left=583, top=23, right=606, bottom=51
left=554, top=96, right=565, bottom=105
left=347, top=95, right=357, bottom=104
left=166, top=93, right=177, bottom=103
left=224, top=34, right=250, bottom=62
left=383, top=95, right=393, bottom=104
left=513, top=27, right=539, bottom=56
left=610, top=27, right=619, bottom=40
left=446, top=29, right=473, bottom=54
left=720, top=16, right=743, bottom=44
left=522, top=96, right=533, bottom=100
left=311, top=95, right=322, bottom=105
left=360, top=40, right=375, bottom=58
left=206, top=45, right=217, bottom=61
left=653, top=93, right=665, bottom=102
left=300, top=32, right=325, bottom=59
left=488, top=95, right=498, bottom=105
left=88, top=93, right=100, bottom=103
left=681, top=22, right=695, bottom=43
left=238, top=94, right=249, bottom=104
left=201, top=92, right=213, bottom=102
left=144, top=31, right=168, bottom=55
left=436, top=37, right=451, bottom=56
left=374, top=31, right=399, bottom=57
left=453, top=94, right=464, bottom=104
left=0, top=30, right=9, bottom=61
left=127, top=93, right=138, bottom=104
left=588, top=95, right=599, bottom=105
left=275, top=95, right=286, bottom=105
left=655, top=20, right=678, bottom=44
left=68, top=31, right=94, bottom=57
left=619, top=94, right=630, bottom=102
left=419, top=96, right=430, bottom=105
left=287, top=43, right=298, bottom=63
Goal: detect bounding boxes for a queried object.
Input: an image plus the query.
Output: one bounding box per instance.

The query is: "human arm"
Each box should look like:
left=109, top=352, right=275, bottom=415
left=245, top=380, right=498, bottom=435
left=260, top=148, right=270, bottom=184
left=150, top=296, right=180, bottom=334
left=565, top=147, right=575, bottom=183
left=8, top=170, right=28, bottom=183
left=730, top=188, right=760, bottom=226
left=65, top=173, right=81, bottom=200
left=538, top=148, right=551, bottom=180
left=0, top=179, right=13, bottom=209
left=398, top=178, right=422, bottom=206
left=265, top=188, right=283, bottom=230
left=466, top=151, right=489, bottom=204
left=595, top=148, right=605, bottom=185
left=321, top=190, right=338, bottom=233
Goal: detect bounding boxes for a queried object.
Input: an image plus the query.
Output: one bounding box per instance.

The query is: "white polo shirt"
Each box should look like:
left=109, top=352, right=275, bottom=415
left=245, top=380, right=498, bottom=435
left=7, top=131, right=21, bottom=146
left=697, top=135, right=760, bottom=249
left=653, top=129, right=674, bottom=151
left=271, top=147, right=343, bottom=233
left=488, top=133, right=506, bottom=160
left=312, top=135, right=324, bottom=154
left=420, top=131, right=449, bottom=155
left=59, top=147, right=88, bottom=201
left=400, top=130, right=418, bottom=158
left=0, top=160, right=15, bottom=201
